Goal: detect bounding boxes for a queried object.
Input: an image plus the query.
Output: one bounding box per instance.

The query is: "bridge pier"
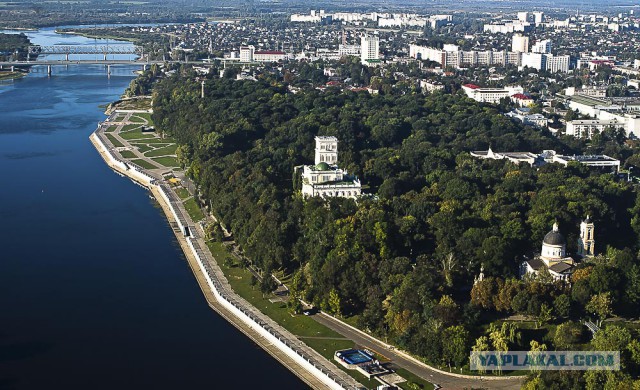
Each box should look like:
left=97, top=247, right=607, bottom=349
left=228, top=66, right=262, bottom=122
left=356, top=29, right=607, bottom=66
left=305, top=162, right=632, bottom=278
left=11, top=66, right=14, bottom=72
left=103, top=54, right=107, bottom=61
left=143, top=64, right=147, bottom=71
left=47, top=65, right=51, bottom=76
left=65, top=53, right=69, bottom=61
left=107, top=64, right=111, bottom=78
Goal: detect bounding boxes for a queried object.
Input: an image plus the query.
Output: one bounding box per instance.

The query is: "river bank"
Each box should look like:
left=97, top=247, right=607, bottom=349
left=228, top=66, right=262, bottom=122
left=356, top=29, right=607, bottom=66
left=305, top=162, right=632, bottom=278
left=55, top=29, right=141, bottom=43
left=0, top=26, right=308, bottom=389
left=0, top=70, right=26, bottom=80
left=90, top=112, right=364, bottom=390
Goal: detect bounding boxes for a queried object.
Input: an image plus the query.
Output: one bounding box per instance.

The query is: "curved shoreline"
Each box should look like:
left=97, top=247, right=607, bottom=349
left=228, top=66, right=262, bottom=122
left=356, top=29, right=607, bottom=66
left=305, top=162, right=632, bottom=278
left=90, top=117, right=364, bottom=390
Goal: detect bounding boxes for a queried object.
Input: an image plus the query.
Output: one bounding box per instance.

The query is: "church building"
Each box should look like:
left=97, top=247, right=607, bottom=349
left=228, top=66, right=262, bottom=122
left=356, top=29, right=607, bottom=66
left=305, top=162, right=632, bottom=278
left=522, top=217, right=595, bottom=282
left=298, top=136, right=362, bottom=199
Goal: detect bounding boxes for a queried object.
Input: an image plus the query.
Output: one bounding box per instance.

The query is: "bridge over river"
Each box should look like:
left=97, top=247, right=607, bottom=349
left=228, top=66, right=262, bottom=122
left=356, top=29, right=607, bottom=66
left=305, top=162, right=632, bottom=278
left=1, top=45, right=237, bottom=75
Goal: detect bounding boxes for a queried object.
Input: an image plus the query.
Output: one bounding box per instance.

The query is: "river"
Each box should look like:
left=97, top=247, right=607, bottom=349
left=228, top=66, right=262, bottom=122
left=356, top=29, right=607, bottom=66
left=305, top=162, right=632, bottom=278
left=0, top=27, right=305, bottom=389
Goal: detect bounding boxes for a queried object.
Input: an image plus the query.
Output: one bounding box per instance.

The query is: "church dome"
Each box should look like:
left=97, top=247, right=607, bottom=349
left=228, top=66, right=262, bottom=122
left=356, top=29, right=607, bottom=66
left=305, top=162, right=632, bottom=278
left=543, top=223, right=566, bottom=246
left=315, top=162, right=330, bottom=170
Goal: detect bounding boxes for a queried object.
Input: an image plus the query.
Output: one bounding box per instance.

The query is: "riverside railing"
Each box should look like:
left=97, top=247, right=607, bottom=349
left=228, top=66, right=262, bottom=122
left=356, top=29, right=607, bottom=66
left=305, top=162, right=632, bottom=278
left=94, top=124, right=363, bottom=390
left=154, top=183, right=362, bottom=390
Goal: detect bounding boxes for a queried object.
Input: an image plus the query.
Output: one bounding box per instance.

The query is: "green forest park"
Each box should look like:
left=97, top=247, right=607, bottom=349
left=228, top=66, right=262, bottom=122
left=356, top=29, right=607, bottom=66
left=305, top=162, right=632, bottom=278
left=149, top=71, right=640, bottom=389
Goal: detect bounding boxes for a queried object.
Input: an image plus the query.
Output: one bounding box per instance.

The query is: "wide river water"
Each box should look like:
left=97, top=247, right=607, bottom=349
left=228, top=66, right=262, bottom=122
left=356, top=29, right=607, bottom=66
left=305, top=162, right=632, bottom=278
left=0, top=27, right=305, bottom=389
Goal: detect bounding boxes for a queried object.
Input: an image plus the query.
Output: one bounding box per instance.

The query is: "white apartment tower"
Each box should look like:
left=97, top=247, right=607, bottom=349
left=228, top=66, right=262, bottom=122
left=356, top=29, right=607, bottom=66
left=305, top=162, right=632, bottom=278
left=360, top=34, right=380, bottom=65
left=546, top=55, right=570, bottom=73
left=239, top=45, right=255, bottom=62
left=533, top=12, right=544, bottom=24
left=532, top=40, right=552, bottom=54
left=517, top=12, right=529, bottom=22
left=512, top=34, right=530, bottom=53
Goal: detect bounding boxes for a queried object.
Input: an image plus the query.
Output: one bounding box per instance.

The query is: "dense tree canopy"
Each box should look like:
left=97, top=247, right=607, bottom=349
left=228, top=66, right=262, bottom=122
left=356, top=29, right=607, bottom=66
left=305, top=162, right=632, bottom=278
left=152, top=73, right=640, bottom=374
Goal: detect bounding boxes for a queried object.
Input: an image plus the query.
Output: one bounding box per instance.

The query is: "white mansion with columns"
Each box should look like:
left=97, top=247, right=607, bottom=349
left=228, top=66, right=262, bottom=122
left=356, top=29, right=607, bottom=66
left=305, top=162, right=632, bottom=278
left=299, top=136, right=362, bottom=199
left=522, top=217, right=595, bottom=281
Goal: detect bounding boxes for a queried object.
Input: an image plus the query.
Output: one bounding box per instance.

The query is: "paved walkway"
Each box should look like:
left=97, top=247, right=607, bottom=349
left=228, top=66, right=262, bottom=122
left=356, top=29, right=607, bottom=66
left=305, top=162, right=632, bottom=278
left=105, top=111, right=176, bottom=174
left=150, top=186, right=339, bottom=390
left=92, top=122, right=364, bottom=390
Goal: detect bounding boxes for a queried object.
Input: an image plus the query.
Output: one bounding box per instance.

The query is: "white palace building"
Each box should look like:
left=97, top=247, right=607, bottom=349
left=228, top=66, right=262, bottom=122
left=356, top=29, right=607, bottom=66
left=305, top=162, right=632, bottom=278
left=299, top=136, right=362, bottom=199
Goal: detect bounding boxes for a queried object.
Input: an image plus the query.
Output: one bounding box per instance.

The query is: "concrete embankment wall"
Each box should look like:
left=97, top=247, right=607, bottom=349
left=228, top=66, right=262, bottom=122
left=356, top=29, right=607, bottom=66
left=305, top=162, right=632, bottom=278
left=91, top=129, right=354, bottom=390
left=154, top=182, right=348, bottom=390
left=90, top=132, right=154, bottom=187
left=183, top=237, right=345, bottom=390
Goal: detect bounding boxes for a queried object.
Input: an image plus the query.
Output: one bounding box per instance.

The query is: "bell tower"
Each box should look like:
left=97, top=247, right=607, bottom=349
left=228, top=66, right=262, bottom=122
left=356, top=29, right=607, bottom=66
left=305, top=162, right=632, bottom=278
left=578, top=216, right=595, bottom=258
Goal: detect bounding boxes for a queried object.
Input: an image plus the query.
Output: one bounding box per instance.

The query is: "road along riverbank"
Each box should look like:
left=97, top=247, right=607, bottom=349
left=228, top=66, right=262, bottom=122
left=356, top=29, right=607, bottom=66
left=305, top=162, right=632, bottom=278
left=90, top=117, right=364, bottom=390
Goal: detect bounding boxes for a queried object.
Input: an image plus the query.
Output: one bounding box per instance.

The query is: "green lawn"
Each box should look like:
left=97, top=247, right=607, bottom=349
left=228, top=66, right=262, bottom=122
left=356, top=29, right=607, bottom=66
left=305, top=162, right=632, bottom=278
left=211, top=242, right=344, bottom=339
left=395, top=367, right=435, bottom=390
left=206, top=240, right=436, bottom=388
left=132, top=143, right=153, bottom=153
left=175, top=187, right=191, bottom=200
left=105, top=133, right=123, bottom=147
left=129, top=115, right=146, bottom=123
left=119, top=150, right=137, bottom=159
left=105, top=125, right=118, bottom=133
left=152, top=156, right=179, bottom=168
left=302, top=338, right=380, bottom=388
left=134, top=112, right=154, bottom=125
left=130, top=158, right=158, bottom=170
left=301, top=338, right=354, bottom=360
left=145, top=144, right=178, bottom=157
left=122, top=123, right=142, bottom=131
left=120, top=129, right=156, bottom=140
left=132, top=138, right=172, bottom=144
left=183, top=198, right=205, bottom=222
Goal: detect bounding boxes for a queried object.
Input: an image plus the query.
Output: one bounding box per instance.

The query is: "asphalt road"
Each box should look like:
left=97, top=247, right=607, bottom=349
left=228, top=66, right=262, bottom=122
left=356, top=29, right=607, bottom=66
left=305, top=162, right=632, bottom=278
left=312, top=312, right=524, bottom=390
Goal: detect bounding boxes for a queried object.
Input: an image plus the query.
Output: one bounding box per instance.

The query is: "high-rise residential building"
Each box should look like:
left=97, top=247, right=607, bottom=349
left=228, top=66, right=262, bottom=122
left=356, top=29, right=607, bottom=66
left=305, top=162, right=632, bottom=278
left=521, top=52, right=570, bottom=73
left=545, top=55, right=570, bottom=73
left=512, top=34, right=530, bottom=53
left=338, top=44, right=361, bottom=57
left=532, top=40, right=552, bottom=54
left=522, top=52, right=546, bottom=70
left=533, top=12, right=544, bottom=24
left=360, top=34, right=380, bottom=65
left=409, top=44, right=522, bottom=69
left=239, top=45, right=255, bottom=62
left=517, top=12, right=529, bottom=22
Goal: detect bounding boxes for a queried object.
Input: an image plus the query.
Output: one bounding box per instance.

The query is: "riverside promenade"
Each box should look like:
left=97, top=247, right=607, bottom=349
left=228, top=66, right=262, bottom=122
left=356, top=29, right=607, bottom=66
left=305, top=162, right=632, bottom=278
left=90, top=117, right=365, bottom=390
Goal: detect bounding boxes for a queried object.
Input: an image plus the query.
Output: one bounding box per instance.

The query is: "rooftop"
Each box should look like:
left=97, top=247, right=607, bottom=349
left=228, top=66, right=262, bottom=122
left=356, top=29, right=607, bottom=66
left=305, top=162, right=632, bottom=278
left=569, top=119, right=621, bottom=125
left=511, top=93, right=532, bottom=99
left=555, top=154, right=619, bottom=163
left=315, top=135, right=338, bottom=141
left=254, top=50, right=286, bottom=55
left=544, top=228, right=566, bottom=246
left=307, top=163, right=339, bottom=172
left=549, top=262, right=573, bottom=274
